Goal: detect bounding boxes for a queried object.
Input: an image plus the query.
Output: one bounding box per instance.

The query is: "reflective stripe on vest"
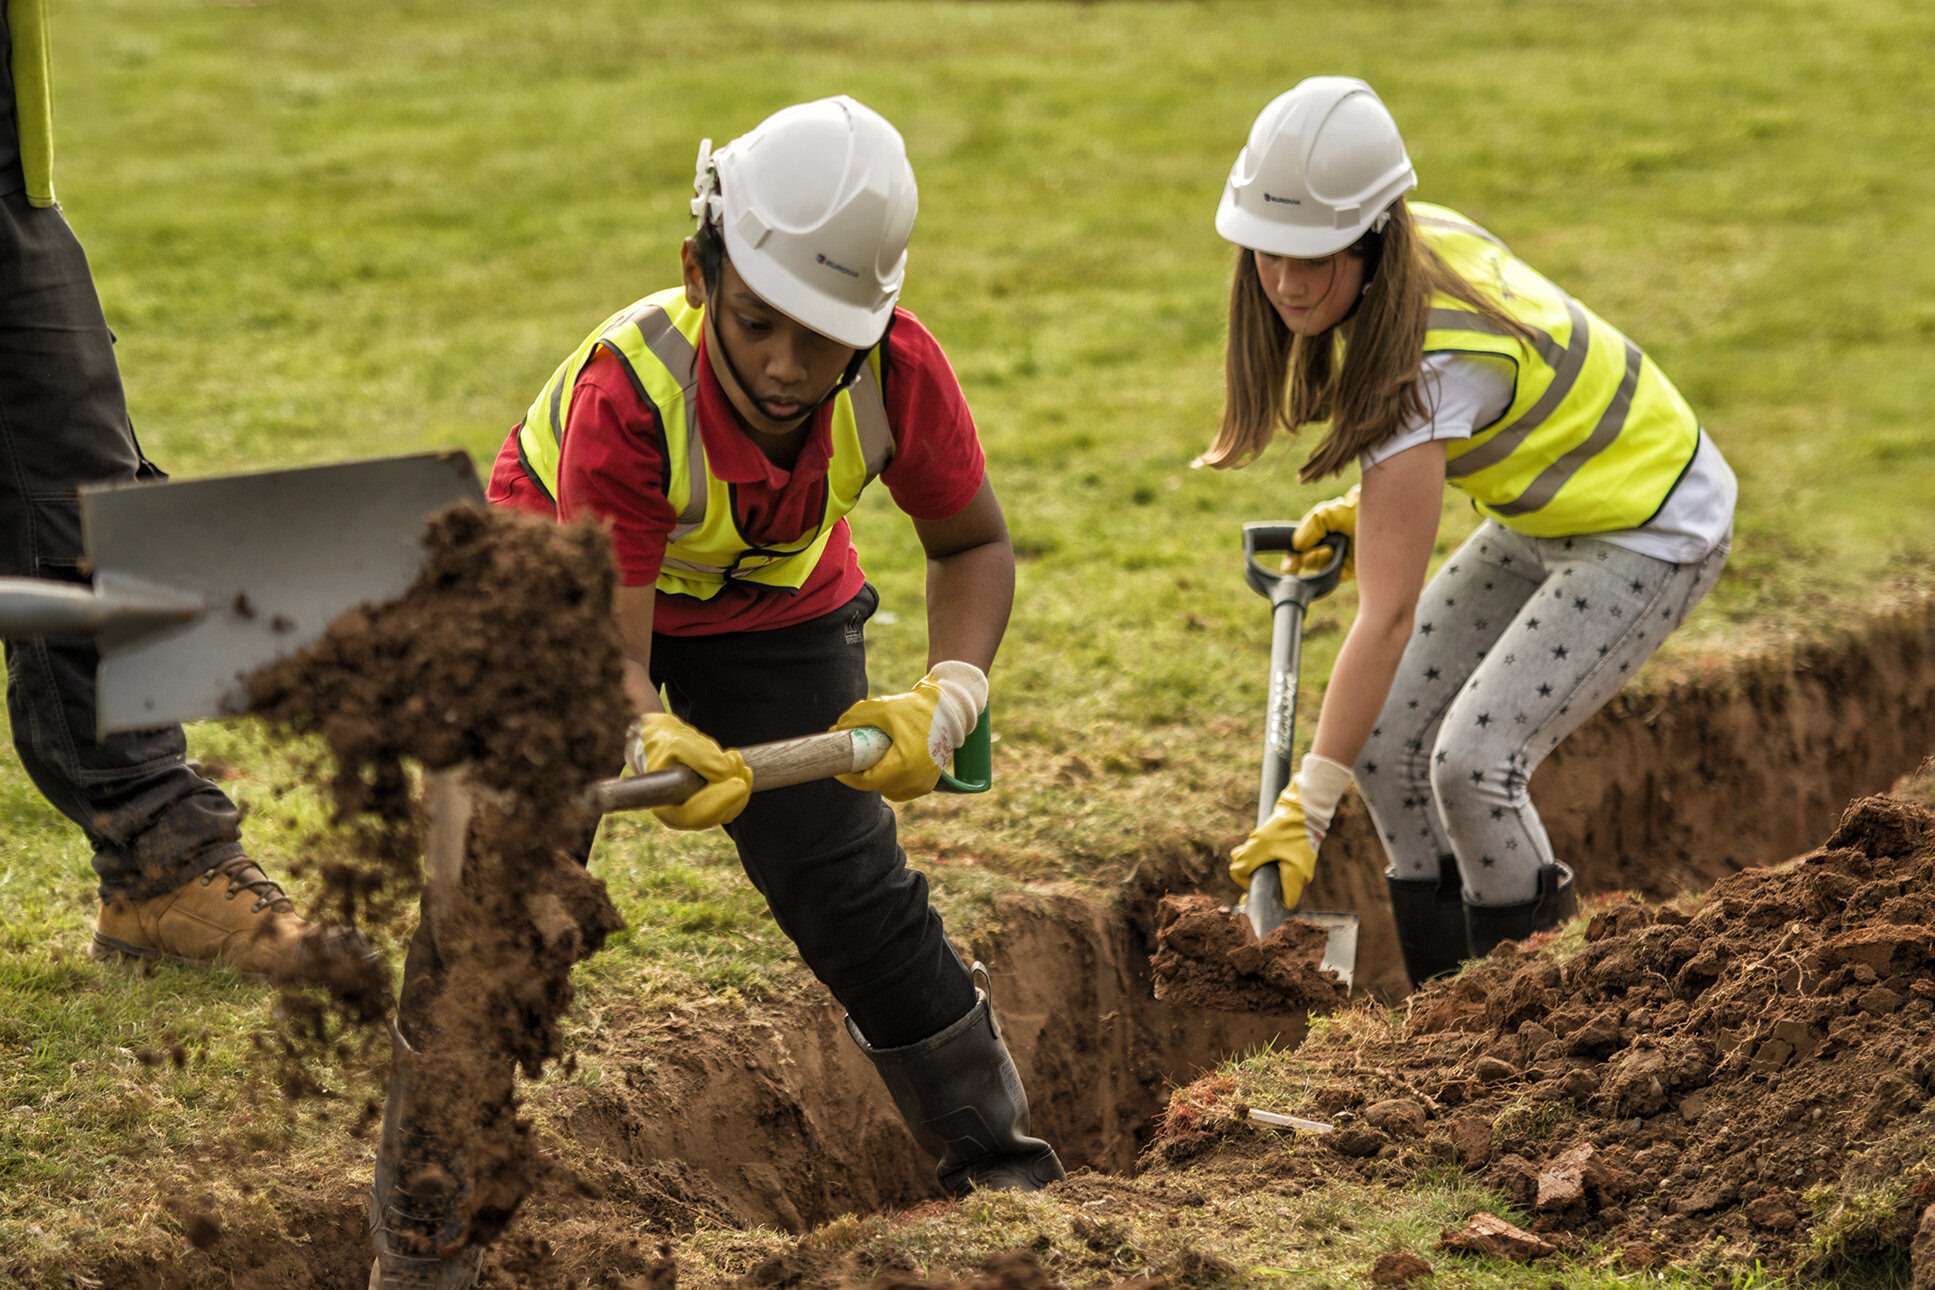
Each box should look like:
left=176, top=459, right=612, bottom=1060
left=516, top=288, right=894, bottom=598
left=1412, top=203, right=1699, bottom=536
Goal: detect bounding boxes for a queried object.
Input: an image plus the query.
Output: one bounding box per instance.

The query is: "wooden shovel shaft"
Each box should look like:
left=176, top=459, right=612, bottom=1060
left=583, top=726, right=892, bottom=815
left=422, top=765, right=475, bottom=945
left=424, top=730, right=891, bottom=944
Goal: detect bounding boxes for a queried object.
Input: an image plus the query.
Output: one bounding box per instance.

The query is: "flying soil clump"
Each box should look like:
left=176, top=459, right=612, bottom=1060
left=247, top=502, right=633, bottom=1251
left=1150, top=792, right=1935, bottom=1281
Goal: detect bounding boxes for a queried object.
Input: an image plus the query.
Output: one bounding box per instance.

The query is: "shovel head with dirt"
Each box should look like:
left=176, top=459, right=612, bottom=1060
left=1147, top=523, right=1358, bottom=1013
left=0, top=450, right=486, bottom=734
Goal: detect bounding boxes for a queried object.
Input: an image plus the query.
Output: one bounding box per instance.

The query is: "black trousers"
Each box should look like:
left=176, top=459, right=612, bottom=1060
left=648, top=583, right=976, bottom=1048
left=0, top=192, right=242, bottom=900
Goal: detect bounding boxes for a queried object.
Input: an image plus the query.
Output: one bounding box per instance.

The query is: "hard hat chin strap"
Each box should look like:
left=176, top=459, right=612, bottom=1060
left=701, top=307, right=853, bottom=435
left=1335, top=220, right=1390, bottom=327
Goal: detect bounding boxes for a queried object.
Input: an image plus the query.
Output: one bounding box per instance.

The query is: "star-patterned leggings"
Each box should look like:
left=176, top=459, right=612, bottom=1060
left=1354, top=519, right=1731, bottom=906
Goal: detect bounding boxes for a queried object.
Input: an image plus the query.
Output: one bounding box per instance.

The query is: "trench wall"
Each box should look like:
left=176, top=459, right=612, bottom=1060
left=550, top=889, right=1305, bottom=1233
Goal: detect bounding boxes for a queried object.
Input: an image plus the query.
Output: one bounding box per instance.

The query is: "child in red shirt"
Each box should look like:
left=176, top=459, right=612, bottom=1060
left=374, top=93, right=1064, bottom=1290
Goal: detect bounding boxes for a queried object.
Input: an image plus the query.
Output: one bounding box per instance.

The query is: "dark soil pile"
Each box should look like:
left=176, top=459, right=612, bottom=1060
left=1149, top=793, right=1935, bottom=1279
left=246, top=503, right=633, bottom=1258
left=735, top=1248, right=1174, bottom=1290
left=1148, top=893, right=1348, bottom=1013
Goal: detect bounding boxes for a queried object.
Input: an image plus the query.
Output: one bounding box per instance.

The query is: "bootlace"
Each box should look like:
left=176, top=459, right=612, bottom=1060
left=201, top=854, right=295, bottom=914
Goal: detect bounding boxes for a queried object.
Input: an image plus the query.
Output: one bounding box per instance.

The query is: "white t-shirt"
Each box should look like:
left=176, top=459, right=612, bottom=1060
left=1360, top=351, right=1736, bottom=563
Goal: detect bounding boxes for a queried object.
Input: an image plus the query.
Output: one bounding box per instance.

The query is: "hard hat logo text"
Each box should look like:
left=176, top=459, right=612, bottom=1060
left=1262, top=193, right=1302, bottom=206
left=816, top=253, right=861, bottom=279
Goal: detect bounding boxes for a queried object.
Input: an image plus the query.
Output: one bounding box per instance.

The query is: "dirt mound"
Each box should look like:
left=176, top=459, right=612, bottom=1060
left=1148, top=893, right=1347, bottom=1013
left=45, top=590, right=1935, bottom=1287
left=246, top=504, right=633, bottom=1261
left=1151, top=792, right=1935, bottom=1278
left=744, top=1248, right=1171, bottom=1290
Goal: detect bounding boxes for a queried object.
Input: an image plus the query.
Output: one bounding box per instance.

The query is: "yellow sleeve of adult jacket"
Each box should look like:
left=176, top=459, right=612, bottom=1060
left=9, top=0, right=56, bottom=207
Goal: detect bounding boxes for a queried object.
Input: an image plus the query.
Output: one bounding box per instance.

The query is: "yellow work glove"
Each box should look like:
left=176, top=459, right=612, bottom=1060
left=1284, top=485, right=1358, bottom=579
left=831, top=661, right=988, bottom=803
left=624, top=712, right=754, bottom=830
left=1228, top=754, right=1355, bottom=907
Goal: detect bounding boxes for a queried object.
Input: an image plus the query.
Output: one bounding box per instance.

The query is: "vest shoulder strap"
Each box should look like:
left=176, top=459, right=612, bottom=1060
left=851, top=355, right=895, bottom=482
left=594, top=299, right=707, bottom=528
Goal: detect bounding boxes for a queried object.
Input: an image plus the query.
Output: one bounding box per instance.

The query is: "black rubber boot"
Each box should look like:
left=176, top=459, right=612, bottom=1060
left=1464, top=862, right=1579, bottom=960
left=1387, top=855, right=1470, bottom=987
left=368, top=1024, right=483, bottom=1290
left=847, top=970, right=1066, bottom=1197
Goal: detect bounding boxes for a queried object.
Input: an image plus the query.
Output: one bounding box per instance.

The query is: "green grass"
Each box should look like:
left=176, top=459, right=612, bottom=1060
left=3, top=0, right=1933, bottom=1282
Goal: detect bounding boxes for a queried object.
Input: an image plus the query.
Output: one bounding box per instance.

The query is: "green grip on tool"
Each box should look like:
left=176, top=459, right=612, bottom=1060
left=937, top=707, right=992, bottom=794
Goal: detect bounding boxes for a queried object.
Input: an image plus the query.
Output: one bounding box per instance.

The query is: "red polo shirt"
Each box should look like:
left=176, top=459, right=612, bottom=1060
left=487, top=305, right=986, bottom=636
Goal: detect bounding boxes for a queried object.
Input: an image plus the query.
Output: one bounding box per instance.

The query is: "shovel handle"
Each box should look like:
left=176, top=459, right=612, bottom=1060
left=584, top=726, right=893, bottom=815
left=1242, top=524, right=1350, bottom=606
left=0, top=577, right=206, bottom=638
left=422, top=766, right=475, bottom=944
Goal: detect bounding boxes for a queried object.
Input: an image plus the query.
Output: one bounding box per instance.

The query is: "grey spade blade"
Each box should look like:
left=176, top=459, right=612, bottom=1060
left=1302, top=912, right=1359, bottom=989
left=1245, top=862, right=1359, bottom=989
left=85, top=451, right=483, bottom=735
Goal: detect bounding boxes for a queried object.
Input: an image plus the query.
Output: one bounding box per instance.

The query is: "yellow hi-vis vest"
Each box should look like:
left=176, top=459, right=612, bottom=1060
left=1412, top=203, right=1700, bottom=536
left=516, top=287, right=895, bottom=600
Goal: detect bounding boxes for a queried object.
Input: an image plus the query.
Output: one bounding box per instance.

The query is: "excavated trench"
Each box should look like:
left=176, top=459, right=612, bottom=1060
left=538, top=891, right=1311, bottom=1234
left=169, top=550, right=1935, bottom=1287
left=508, top=600, right=1935, bottom=1240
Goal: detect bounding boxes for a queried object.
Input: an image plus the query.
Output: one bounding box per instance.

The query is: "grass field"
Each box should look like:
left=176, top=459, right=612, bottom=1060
left=5, top=0, right=1935, bottom=1283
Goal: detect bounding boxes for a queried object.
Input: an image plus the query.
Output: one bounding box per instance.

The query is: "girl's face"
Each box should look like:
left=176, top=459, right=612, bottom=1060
left=1253, top=250, right=1365, bottom=336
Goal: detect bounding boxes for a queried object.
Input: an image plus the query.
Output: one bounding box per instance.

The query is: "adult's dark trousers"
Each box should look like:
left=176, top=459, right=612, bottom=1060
left=0, top=192, right=241, bottom=902
left=648, top=583, right=976, bottom=1049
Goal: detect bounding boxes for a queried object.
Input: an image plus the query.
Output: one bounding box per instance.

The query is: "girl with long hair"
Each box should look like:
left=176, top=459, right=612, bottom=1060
left=1205, top=78, right=1735, bottom=985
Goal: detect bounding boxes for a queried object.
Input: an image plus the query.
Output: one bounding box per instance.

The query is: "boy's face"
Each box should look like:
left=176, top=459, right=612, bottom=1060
left=683, top=243, right=858, bottom=437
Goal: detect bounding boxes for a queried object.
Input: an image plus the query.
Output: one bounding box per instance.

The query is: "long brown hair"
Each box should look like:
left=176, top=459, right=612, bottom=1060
left=1198, top=199, right=1530, bottom=481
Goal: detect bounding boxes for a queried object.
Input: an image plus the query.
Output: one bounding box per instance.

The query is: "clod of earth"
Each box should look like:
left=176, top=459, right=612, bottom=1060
left=1435, top=1212, right=1555, bottom=1262
left=1369, top=1249, right=1434, bottom=1285
left=1147, top=892, right=1348, bottom=1012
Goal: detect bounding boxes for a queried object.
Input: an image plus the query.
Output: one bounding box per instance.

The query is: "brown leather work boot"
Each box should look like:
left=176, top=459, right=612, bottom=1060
left=92, top=854, right=328, bottom=982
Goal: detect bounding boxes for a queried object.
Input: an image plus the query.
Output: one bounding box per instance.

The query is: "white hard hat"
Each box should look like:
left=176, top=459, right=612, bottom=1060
left=692, top=96, right=917, bottom=350
left=1215, top=77, right=1417, bottom=259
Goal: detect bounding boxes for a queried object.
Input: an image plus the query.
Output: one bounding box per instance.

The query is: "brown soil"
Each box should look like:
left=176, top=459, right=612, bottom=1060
left=244, top=503, right=633, bottom=1263
left=1147, top=893, right=1348, bottom=1013
left=1302, top=600, right=1935, bottom=1001
left=1149, top=791, right=1935, bottom=1278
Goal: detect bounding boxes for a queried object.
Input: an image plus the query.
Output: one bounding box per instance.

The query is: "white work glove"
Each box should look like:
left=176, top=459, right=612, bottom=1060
left=1229, top=753, right=1355, bottom=905
left=832, top=661, right=988, bottom=802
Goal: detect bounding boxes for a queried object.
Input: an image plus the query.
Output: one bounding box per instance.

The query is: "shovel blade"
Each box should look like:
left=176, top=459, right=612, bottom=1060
left=85, top=452, right=483, bottom=735
left=1300, top=911, right=1359, bottom=987
left=1243, top=861, right=1359, bottom=988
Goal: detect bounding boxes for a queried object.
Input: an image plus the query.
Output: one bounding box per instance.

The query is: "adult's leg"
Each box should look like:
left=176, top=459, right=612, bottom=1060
left=0, top=193, right=242, bottom=902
